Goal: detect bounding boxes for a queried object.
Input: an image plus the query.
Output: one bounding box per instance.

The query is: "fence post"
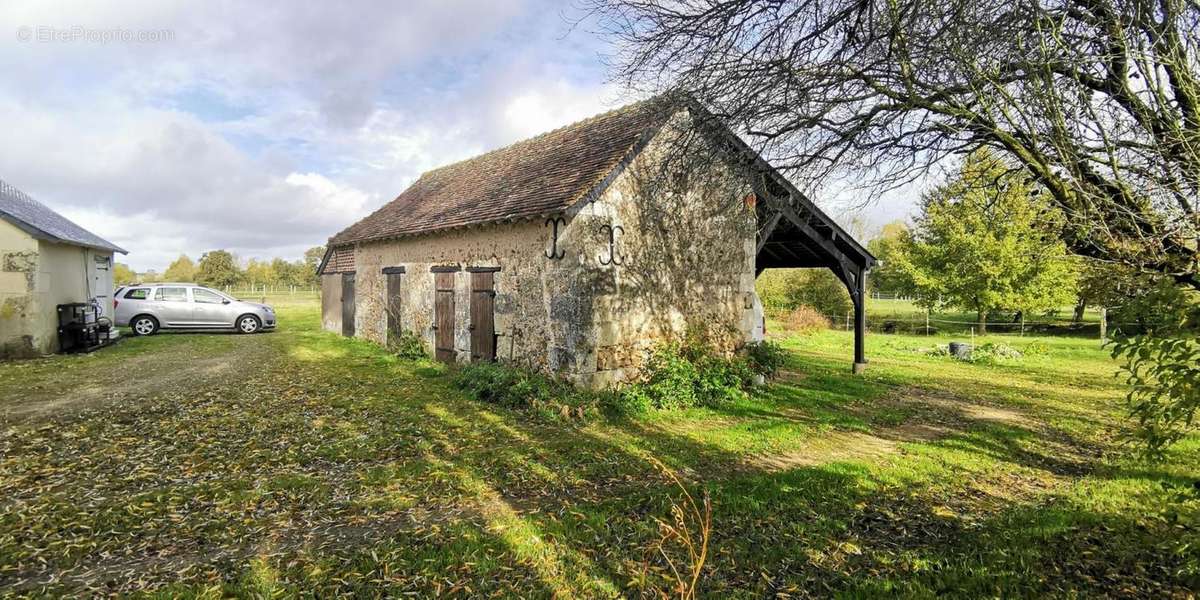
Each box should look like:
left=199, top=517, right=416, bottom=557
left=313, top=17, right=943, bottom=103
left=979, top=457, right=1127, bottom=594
left=845, top=312, right=850, bottom=331
left=1020, top=314, right=1025, bottom=337
left=925, top=309, right=930, bottom=336
left=1099, top=307, right=1108, bottom=346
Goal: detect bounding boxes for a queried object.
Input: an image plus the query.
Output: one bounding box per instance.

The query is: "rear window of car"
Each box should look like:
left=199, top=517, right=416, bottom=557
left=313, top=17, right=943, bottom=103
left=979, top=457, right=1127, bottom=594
left=155, top=287, right=189, bottom=302
left=123, top=288, right=150, bottom=300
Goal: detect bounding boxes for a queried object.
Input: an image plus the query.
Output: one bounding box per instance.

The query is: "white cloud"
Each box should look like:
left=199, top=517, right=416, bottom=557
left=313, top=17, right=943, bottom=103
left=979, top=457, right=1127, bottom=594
left=0, top=0, right=625, bottom=271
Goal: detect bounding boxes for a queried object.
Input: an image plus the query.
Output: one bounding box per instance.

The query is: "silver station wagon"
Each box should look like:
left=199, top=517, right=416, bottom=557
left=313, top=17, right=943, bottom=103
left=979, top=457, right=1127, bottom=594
left=114, top=283, right=277, bottom=335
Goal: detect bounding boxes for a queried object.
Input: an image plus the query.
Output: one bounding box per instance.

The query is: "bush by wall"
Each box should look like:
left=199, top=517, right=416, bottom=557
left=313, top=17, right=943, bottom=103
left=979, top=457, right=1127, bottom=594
left=618, top=341, right=784, bottom=412
left=455, top=341, right=788, bottom=417
left=452, top=362, right=603, bottom=420
left=387, top=330, right=428, bottom=361
left=745, top=340, right=788, bottom=378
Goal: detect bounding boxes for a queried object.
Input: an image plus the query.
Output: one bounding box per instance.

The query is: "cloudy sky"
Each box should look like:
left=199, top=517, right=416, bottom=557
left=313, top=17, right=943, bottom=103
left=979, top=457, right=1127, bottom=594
left=0, top=1, right=914, bottom=272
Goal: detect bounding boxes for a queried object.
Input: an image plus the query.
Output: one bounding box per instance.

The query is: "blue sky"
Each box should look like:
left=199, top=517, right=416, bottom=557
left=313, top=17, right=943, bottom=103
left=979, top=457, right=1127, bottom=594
left=0, top=1, right=913, bottom=271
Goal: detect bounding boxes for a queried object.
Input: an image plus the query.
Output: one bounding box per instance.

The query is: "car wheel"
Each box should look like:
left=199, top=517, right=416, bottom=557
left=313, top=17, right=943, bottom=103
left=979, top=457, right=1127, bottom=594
left=131, top=315, right=159, bottom=336
left=237, top=315, right=261, bottom=334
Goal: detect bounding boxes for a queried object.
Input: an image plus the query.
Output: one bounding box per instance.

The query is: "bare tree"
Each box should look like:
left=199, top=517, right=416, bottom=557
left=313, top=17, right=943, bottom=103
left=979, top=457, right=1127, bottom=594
left=586, top=0, right=1199, bottom=288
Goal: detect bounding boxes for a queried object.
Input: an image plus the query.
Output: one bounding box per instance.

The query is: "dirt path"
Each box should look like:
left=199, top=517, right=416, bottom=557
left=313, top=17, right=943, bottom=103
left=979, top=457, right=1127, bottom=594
left=0, top=333, right=274, bottom=422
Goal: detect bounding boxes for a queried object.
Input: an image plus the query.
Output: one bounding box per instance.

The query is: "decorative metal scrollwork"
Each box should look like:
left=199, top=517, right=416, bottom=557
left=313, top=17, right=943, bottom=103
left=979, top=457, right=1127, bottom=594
left=599, top=224, right=625, bottom=266
left=545, top=217, right=566, bottom=259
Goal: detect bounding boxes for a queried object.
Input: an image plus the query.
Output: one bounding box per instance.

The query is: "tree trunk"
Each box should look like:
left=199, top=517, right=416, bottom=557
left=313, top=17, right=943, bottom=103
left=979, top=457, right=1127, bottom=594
left=1073, top=299, right=1087, bottom=323
left=977, top=309, right=988, bottom=335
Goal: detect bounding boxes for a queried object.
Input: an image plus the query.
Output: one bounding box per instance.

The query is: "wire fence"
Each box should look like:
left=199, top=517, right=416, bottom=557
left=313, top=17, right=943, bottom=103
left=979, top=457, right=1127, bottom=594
left=222, top=285, right=318, bottom=296
left=775, top=308, right=1141, bottom=341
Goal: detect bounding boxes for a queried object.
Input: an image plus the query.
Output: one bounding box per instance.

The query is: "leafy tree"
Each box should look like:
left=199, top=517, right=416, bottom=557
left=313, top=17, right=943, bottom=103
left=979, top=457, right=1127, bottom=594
left=195, top=250, right=242, bottom=289
left=271, top=258, right=307, bottom=287
left=866, top=221, right=910, bottom=297
left=1110, top=283, right=1200, bottom=455
left=113, top=262, right=137, bottom=286
left=756, top=268, right=852, bottom=318
left=1072, top=260, right=1144, bottom=323
left=243, top=258, right=275, bottom=288
left=889, top=150, right=1078, bottom=333
left=163, top=255, right=196, bottom=282
left=304, top=246, right=326, bottom=285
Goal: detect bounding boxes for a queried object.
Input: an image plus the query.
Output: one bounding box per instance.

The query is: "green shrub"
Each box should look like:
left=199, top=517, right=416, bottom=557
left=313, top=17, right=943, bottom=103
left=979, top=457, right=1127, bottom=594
left=621, top=343, right=702, bottom=411
left=387, top=330, right=427, bottom=361
left=927, top=342, right=1024, bottom=363
left=745, top=340, right=788, bottom=379
left=756, top=268, right=853, bottom=317
left=452, top=362, right=599, bottom=420
left=619, top=342, right=758, bottom=411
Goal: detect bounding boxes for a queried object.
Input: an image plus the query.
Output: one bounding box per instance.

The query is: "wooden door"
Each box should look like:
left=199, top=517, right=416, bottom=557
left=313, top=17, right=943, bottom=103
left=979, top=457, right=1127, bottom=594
left=341, top=272, right=356, bottom=337
left=469, top=271, right=496, bottom=362
left=384, top=268, right=403, bottom=344
left=433, top=271, right=455, bottom=363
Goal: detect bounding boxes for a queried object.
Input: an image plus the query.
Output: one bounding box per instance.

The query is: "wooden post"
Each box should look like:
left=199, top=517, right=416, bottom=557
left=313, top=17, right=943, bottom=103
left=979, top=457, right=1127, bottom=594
left=853, top=269, right=867, bottom=374
left=1020, top=313, right=1025, bottom=337
left=1099, top=307, right=1108, bottom=345
left=925, top=309, right=930, bottom=336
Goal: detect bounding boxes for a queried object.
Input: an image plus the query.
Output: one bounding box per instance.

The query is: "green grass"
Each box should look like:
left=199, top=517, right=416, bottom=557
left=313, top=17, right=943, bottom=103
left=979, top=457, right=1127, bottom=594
left=0, top=301, right=1196, bottom=597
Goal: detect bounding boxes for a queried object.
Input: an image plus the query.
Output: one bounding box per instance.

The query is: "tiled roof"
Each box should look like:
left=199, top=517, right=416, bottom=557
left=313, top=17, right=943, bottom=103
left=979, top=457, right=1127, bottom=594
left=0, top=178, right=127, bottom=254
left=328, top=96, right=675, bottom=246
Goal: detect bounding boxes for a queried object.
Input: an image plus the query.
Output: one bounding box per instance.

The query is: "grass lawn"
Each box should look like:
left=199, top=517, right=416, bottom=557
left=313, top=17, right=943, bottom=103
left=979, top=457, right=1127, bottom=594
left=0, top=299, right=1196, bottom=597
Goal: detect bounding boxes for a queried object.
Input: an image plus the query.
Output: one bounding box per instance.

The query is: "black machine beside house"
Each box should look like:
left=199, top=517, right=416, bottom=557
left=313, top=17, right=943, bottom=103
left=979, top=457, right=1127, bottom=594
left=56, top=301, right=118, bottom=354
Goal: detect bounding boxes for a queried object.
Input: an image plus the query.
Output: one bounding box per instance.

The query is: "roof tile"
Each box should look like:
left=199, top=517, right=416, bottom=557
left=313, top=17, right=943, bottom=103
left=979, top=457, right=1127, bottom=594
left=0, top=178, right=127, bottom=254
left=328, top=96, right=674, bottom=246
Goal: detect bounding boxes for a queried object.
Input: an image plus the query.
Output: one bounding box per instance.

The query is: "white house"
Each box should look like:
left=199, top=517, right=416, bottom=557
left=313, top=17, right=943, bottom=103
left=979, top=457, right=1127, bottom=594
left=0, top=178, right=127, bottom=358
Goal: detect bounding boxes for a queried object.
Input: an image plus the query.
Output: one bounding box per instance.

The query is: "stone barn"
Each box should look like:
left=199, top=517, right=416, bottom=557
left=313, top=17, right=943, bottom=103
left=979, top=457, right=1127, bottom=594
left=318, top=96, right=875, bottom=387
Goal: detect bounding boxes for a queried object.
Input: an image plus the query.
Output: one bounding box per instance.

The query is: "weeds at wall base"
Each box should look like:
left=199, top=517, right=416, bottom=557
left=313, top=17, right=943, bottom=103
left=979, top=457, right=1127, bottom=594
left=452, top=340, right=788, bottom=419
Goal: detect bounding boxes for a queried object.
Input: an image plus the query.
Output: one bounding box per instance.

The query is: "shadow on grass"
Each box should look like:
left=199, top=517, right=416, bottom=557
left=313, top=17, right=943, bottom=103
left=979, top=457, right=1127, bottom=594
left=1, top=307, right=1195, bottom=597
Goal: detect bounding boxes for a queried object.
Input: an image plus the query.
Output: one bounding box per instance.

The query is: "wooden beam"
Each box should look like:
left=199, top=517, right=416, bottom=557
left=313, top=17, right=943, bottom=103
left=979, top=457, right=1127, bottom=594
left=854, top=267, right=868, bottom=373
left=756, top=212, right=783, bottom=255
left=761, top=194, right=861, bottom=272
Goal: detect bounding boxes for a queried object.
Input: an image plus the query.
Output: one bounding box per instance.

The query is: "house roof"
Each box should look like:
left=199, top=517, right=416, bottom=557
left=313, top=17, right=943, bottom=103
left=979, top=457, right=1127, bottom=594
left=0, top=178, right=127, bottom=254
left=327, top=96, right=675, bottom=247
left=320, top=94, right=875, bottom=277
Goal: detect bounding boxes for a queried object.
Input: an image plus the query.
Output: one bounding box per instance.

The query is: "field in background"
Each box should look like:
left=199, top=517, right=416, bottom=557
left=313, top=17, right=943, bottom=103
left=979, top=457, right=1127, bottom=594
left=2, top=298, right=1196, bottom=596
left=784, top=296, right=1116, bottom=338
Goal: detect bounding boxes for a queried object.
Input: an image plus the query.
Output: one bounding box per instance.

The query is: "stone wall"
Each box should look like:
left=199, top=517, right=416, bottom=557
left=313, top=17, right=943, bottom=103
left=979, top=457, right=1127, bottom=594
left=566, top=118, right=760, bottom=387
left=351, top=221, right=581, bottom=373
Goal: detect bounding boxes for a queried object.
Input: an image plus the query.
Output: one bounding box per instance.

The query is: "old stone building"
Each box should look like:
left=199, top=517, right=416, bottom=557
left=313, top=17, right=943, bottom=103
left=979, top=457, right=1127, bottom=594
left=319, top=96, right=874, bottom=387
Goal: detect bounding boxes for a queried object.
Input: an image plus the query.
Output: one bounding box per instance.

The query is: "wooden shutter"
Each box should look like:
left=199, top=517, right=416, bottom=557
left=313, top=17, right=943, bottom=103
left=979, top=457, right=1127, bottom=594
left=433, top=270, right=456, bottom=363
left=383, top=267, right=404, bottom=344
left=341, top=272, right=356, bottom=337
left=469, top=269, right=497, bottom=362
